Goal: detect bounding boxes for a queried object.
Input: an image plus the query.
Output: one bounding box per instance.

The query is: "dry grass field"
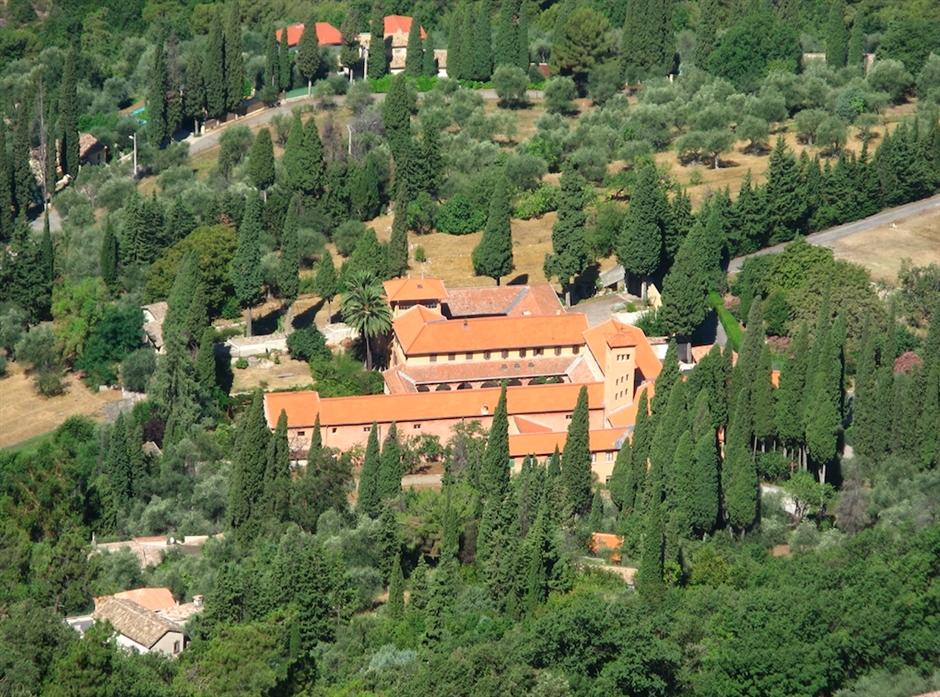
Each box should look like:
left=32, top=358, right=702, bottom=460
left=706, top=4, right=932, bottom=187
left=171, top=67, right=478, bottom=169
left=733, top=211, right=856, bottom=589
left=0, top=363, right=122, bottom=449
left=230, top=355, right=313, bottom=394
left=824, top=206, right=940, bottom=283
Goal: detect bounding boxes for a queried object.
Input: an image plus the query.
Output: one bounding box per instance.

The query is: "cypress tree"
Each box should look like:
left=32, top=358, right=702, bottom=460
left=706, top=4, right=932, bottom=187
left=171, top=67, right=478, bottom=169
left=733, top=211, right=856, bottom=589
left=561, top=386, right=592, bottom=516
left=660, top=221, right=713, bottom=338
left=302, top=118, right=326, bottom=196
left=59, top=45, right=81, bottom=177
left=205, top=15, right=227, bottom=118
left=195, top=326, right=217, bottom=399
left=689, top=418, right=719, bottom=536
left=310, top=415, right=323, bottom=456
left=418, top=122, right=443, bottom=195
left=386, top=192, right=409, bottom=279
left=247, top=128, right=276, bottom=195
left=265, top=26, right=280, bottom=90
left=494, top=0, right=520, bottom=67
left=544, top=168, right=590, bottom=306
left=731, top=298, right=764, bottom=411
left=423, top=35, right=437, bottom=76
left=383, top=74, right=412, bottom=158
left=12, top=104, right=35, bottom=218
left=608, top=437, right=632, bottom=510
left=825, top=0, right=848, bottom=68
left=377, top=505, right=401, bottom=580
left=670, top=430, right=695, bottom=533
left=722, top=391, right=758, bottom=533
left=297, top=19, right=321, bottom=94
left=664, top=188, right=694, bottom=264
left=0, top=124, right=13, bottom=240
left=805, top=329, right=840, bottom=481
left=471, top=2, right=493, bottom=81
left=653, top=340, right=680, bottom=414
left=358, top=423, right=381, bottom=516
left=182, top=52, right=207, bottom=131
left=315, top=249, right=338, bottom=318
left=515, top=5, right=529, bottom=69
left=409, top=556, right=430, bottom=612
left=648, top=380, right=688, bottom=506
left=146, top=38, right=170, bottom=146
left=264, top=410, right=292, bottom=522
left=916, top=363, right=940, bottom=470
left=283, top=113, right=305, bottom=193
left=279, top=29, right=293, bottom=90
left=695, top=0, right=720, bottom=66
left=405, top=16, right=424, bottom=77
left=232, top=192, right=264, bottom=335
left=448, top=3, right=470, bottom=81
left=622, top=0, right=674, bottom=81
left=100, top=221, right=119, bottom=290
left=472, top=174, right=514, bottom=285
left=623, top=391, right=652, bottom=514
left=847, top=14, right=865, bottom=67
left=387, top=553, right=405, bottom=619
left=617, top=160, right=665, bottom=299
left=349, top=159, right=382, bottom=219
left=106, top=414, right=133, bottom=504
left=367, top=13, right=387, bottom=79
left=636, top=472, right=665, bottom=597
left=543, top=447, right=565, bottom=523
left=229, top=392, right=271, bottom=544
left=224, top=3, right=245, bottom=111
left=481, top=385, right=510, bottom=501
left=776, top=323, right=810, bottom=457
left=378, top=423, right=403, bottom=501
left=752, top=344, right=776, bottom=450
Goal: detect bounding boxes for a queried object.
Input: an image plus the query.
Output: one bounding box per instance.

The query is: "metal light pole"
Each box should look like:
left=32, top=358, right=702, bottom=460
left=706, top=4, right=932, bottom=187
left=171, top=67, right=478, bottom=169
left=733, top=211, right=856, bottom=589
left=128, top=134, right=138, bottom=179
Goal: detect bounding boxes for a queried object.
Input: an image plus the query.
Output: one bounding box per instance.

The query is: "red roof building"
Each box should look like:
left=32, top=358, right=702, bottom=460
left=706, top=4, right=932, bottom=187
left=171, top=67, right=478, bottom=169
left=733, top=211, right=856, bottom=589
left=275, top=22, right=343, bottom=47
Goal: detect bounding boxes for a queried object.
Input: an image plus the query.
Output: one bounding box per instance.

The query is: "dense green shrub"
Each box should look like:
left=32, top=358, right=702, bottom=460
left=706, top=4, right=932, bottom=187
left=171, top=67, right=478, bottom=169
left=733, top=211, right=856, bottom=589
left=121, top=348, right=157, bottom=392
left=514, top=185, right=559, bottom=219
left=436, top=193, right=487, bottom=234
left=287, top=328, right=331, bottom=363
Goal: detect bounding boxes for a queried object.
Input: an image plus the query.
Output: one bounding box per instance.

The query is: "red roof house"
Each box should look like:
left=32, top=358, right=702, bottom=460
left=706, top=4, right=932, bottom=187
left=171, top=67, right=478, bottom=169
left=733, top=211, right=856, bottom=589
left=275, top=22, right=343, bottom=47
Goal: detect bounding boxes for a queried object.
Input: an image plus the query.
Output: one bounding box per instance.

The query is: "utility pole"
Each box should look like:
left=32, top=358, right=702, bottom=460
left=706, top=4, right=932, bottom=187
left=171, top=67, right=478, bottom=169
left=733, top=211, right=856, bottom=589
left=129, top=134, right=138, bottom=178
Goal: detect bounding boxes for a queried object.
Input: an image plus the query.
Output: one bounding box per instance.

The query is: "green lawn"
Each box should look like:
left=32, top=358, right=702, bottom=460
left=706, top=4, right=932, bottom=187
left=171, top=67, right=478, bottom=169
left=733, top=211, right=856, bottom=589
left=709, top=291, right=743, bottom=351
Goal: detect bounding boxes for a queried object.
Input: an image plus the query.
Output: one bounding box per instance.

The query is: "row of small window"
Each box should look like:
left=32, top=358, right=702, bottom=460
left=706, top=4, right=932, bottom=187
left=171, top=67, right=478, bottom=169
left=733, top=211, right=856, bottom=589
left=615, top=352, right=632, bottom=362
left=427, top=346, right=579, bottom=362
left=590, top=452, right=616, bottom=462
left=297, top=425, right=423, bottom=437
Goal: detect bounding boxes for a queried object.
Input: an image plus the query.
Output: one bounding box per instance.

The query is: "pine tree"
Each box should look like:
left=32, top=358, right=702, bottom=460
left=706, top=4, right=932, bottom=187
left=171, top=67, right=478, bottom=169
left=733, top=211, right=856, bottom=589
left=387, top=553, right=405, bottom=619
left=471, top=3, right=493, bottom=81
left=386, top=192, right=410, bottom=279
left=279, top=29, right=293, bottom=90
left=378, top=423, right=403, bottom=502
left=825, top=0, right=848, bottom=68
left=58, top=45, right=81, bottom=177
left=481, top=385, right=510, bottom=501
left=561, top=386, right=592, bottom=516
left=765, top=138, right=807, bottom=243
left=847, top=13, right=865, bottom=67
left=357, top=423, right=381, bottom=516
left=264, top=410, right=292, bottom=522
left=232, top=192, right=264, bottom=335
left=367, top=13, right=387, bottom=79
left=544, top=168, right=590, bottom=306
left=405, top=16, right=424, bottom=77
left=722, top=391, right=758, bottom=533
left=472, top=174, right=514, bottom=285
left=297, top=19, right=321, bottom=94
left=247, top=128, right=276, bottom=195
left=229, top=392, right=271, bottom=544
left=278, top=203, right=300, bottom=304
left=224, top=3, right=245, bottom=111
left=205, top=15, right=227, bottom=118
left=617, top=160, right=665, bottom=299
left=100, top=221, right=119, bottom=289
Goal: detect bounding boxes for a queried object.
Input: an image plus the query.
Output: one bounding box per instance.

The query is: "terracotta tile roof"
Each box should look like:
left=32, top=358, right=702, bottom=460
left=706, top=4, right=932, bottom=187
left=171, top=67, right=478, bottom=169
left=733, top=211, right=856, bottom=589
left=508, top=427, right=626, bottom=458
left=275, top=22, right=343, bottom=47
left=607, top=381, right=655, bottom=428
left=391, top=355, right=579, bottom=386
left=583, top=319, right=662, bottom=380
left=112, top=587, right=176, bottom=612
left=385, top=15, right=426, bottom=39
left=382, top=367, right=415, bottom=393
left=443, top=284, right=563, bottom=317
left=265, top=382, right=604, bottom=429
left=391, top=305, right=446, bottom=350
left=93, top=597, right=183, bottom=648
left=590, top=532, right=624, bottom=562
left=689, top=344, right=716, bottom=364
left=383, top=277, right=448, bottom=303
left=393, top=309, right=588, bottom=355
left=512, top=416, right=553, bottom=433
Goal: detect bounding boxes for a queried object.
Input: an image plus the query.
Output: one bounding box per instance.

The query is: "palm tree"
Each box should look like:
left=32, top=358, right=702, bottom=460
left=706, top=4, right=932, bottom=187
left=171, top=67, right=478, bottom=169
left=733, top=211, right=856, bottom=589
left=341, top=271, right=392, bottom=370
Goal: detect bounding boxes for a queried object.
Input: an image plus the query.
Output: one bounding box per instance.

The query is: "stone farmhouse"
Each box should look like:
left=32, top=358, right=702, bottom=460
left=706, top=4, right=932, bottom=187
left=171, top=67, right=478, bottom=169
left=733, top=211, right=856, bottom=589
left=264, top=278, right=668, bottom=482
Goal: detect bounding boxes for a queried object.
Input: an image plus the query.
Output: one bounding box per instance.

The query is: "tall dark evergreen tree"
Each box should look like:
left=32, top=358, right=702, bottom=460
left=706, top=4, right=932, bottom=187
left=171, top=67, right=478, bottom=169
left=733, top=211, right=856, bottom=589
left=387, top=193, right=409, bottom=279
left=608, top=438, right=633, bottom=510
left=622, top=391, right=652, bottom=514
left=264, top=410, right=292, bottom=522
left=423, top=35, right=438, bottom=76
left=405, top=15, right=424, bottom=77
left=472, top=174, right=514, bottom=285
left=561, top=387, right=592, bottom=516
left=471, top=2, right=493, bottom=81
left=847, top=13, right=865, bottom=67
left=765, top=138, right=807, bottom=243
left=146, top=38, right=171, bottom=146
left=229, top=391, right=271, bottom=544
left=315, top=249, right=339, bottom=319
left=776, top=323, right=810, bottom=458
left=825, top=0, right=848, bottom=68
left=636, top=469, right=665, bottom=597
left=481, top=385, right=510, bottom=502
left=387, top=553, right=405, bottom=619
left=224, top=3, right=245, bottom=110
left=653, top=340, right=679, bottom=414
left=195, top=326, right=218, bottom=400
left=622, top=0, right=674, bottom=81
left=12, top=104, right=35, bottom=218
left=247, top=128, right=276, bottom=196
left=660, top=221, right=716, bottom=338
left=205, top=14, right=227, bottom=118
left=279, top=28, right=293, bottom=90
left=367, top=12, right=388, bottom=79
left=297, top=19, right=321, bottom=94
left=378, top=423, right=403, bottom=502
left=232, top=192, right=264, bottom=335
left=383, top=74, right=412, bottom=158
left=544, top=169, right=590, bottom=306
left=278, top=202, right=300, bottom=304
left=752, top=344, right=776, bottom=451
left=722, top=391, right=758, bottom=533
left=0, top=124, right=13, bottom=240
left=58, top=45, right=81, bottom=177
left=689, top=423, right=720, bottom=536
left=265, top=25, right=280, bottom=91
left=100, top=221, right=119, bottom=290
left=357, top=423, right=382, bottom=516
left=617, top=160, right=665, bottom=299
